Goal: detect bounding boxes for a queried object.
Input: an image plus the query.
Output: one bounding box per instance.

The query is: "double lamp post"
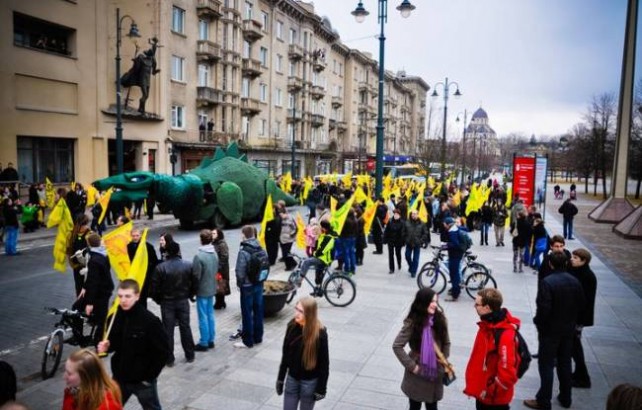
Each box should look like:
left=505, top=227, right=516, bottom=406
left=431, top=78, right=461, bottom=183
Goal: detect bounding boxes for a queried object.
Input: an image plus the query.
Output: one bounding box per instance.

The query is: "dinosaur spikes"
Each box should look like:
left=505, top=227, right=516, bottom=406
left=238, top=154, right=248, bottom=163
left=199, top=157, right=214, bottom=169
left=213, top=147, right=226, bottom=161
left=225, top=142, right=241, bottom=159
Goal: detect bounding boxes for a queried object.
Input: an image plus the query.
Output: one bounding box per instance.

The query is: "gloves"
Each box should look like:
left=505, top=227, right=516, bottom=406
left=276, top=380, right=284, bottom=395
left=314, top=392, right=326, bottom=401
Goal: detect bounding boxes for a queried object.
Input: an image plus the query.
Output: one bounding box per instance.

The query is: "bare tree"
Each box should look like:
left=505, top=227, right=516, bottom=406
left=584, top=93, right=616, bottom=199
left=631, top=79, right=642, bottom=198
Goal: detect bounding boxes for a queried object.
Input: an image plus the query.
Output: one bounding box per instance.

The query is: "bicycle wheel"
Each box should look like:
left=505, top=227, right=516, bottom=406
left=462, top=262, right=490, bottom=278
left=464, top=271, right=498, bottom=299
left=323, top=274, right=356, bottom=307
left=417, top=264, right=448, bottom=294
left=41, top=331, right=64, bottom=380
left=286, top=271, right=299, bottom=304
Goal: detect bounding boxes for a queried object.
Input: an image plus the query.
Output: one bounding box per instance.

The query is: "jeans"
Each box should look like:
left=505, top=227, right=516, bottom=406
left=160, top=299, right=195, bottom=362
left=300, top=257, right=326, bottom=286
left=5, top=226, right=18, bottom=255
left=405, top=245, right=421, bottom=276
left=479, top=223, right=490, bottom=244
left=196, top=296, right=215, bottom=347
left=408, top=399, right=437, bottom=410
left=387, top=244, right=403, bottom=272
left=284, top=374, right=317, bottom=410
left=341, top=237, right=356, bottom=273
left=536, top=333, right=574, bottom=409
left=448, top=255, right=463, bottom=298
left=119, top=379, right=162, bottom=410
left=494, top=224, right=505, bottom=245
left=240, top=283, right=264, bottom=347
left=563, top=217, right=574, bottom=239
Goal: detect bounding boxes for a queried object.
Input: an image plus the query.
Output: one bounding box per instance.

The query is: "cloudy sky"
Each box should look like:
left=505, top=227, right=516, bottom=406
left=311, top=0, right=631, bottom=140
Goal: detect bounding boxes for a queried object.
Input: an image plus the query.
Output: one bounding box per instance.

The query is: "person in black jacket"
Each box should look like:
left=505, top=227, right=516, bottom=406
left=127, top=227, right=159, bottom=309
left=405, top=210, right=428, bottom=278
left=538, top=235, right=572, bottom=283
left=569, top=248, right=597, bottom=389
left=265, top=205, right=282, bottom=266
left=79, top=233, right=113, bottom=347
left=510, top=211, right=530, bottom=273
left=383, top=209, right=406, bottom=274
left=371, top=197, right=388, bottom=254
left=150, top=241, right=196, bottom=366
left=98, top=279, right=170, bottom=409
left=524, top=252, right=585, bottom=410
left=479, top=201, right=494, bottom=246
left=276, top=296, right=329, bottom=409
left=558, top=198, right=578, bottom=240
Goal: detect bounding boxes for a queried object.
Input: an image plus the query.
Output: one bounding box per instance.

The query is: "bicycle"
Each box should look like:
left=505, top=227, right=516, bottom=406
left=416, top=246, right=496, bottom=299
left=41, top=307, right=96, bottom=380
left=285, top=254, right=357, bottom=307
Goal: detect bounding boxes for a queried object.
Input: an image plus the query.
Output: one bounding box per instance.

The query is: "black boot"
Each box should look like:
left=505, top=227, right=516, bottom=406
left=214, top=294, right=226, bottom=310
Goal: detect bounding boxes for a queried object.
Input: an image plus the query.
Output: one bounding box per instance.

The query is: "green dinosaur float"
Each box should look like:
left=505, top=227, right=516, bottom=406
left=93, top=142, right=296, bottom=227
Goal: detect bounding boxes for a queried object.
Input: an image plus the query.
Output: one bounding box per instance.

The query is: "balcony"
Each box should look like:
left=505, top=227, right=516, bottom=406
left=288, top=44, right=304, bottom=60
left=310, top=113, right=324, bottom=127
left=241, top=58, right=262, bottom=78
left=358, top=81, right=369, bottom=92
left=309, top=85, right=325, bottom=99
left=287, top=75, right=303, bottom=92
left=195, top=130, right=228, bottom=145
left=329, top=118, right=336, bottom=130
left=196, top=0, right=222, bottom=19
left=287, top=108, right=302, bottom=122
left=331, top=96, right=343, bottom=107
left=196, top=86, right=222, bottom=106
left=337, top=120, right=348, bottom=131
left=242, top=19, right=263, bottom=42
left=196, top=40, right=221, bottom=62
left=312, top=54, right=326, bottom=72
left=240, top=97, right=261, bottom=116
left=221, top=50, right=240, bottom=67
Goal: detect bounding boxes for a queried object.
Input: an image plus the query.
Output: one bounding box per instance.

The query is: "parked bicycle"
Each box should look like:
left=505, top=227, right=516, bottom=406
left=285, top=254, right=357, bottom=307
left=41, top=307, right=96, bottom=380
left=416, top=245, right=496, bottom=298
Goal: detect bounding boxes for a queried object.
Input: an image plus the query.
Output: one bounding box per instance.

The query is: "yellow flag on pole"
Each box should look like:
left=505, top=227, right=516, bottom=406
left=47, top=198, right=74, bottom=273
left=257, top=195, right=274, bottom=248
left=362, top=201, right=377, bottom=235
left=330, top=196, right=337, bottom=213
left=86, top=184, right=98, bottom=207
left=418, top=199, right=428, bottom=223
left=98, top=187, right=114, bottom=225
left=45, top=177, right=56, bottom=209
left=107, top=228, right=148, bottom=319
left=295, top=212, right=306, bottom=250
left=330, top=195, right=355, bottom=234
left=102, top=221, right=133, bottom=281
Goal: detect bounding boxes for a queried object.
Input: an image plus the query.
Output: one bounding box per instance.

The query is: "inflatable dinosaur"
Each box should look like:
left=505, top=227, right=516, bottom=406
left=93, top=142, right=296, bottom=227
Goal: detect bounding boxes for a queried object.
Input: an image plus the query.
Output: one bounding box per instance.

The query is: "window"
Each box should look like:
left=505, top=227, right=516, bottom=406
left=259, top=119, right=267, bottom=136
left=243, top=40, right=250, bottom=58
left=287, top=123, right=295, bottom=141
left=171, top=55, right=185, bottom=82
left=198, top=64, right=209, bottom=87
left=261, top=11, right=269, bottom=31
left=282, top=160, right=300, bottom=178
left=242, top=78, right=250, bottom=98
left=13, top=12, right=75, bottom=57
left=253, top=159, right=277, bottom=176
left=259, top=47, right=268, bottom=66
left=259, top=83, right=267, bottom=102
left=289, top=28, right=296, bottom=44
left=276, top=21, right=283, bottom=40
left=222, top=67, right=228, bottom=91
left=289, top=61, right=296, bottom=76
left=276, top=54, right=283, bottom=72
left=17, top=136, right=74, bottom=183
left=198, top=19, right=209, bottom=40
left=245, top=1, right=253, bottom=20
left=288, top=93, right=295, bottom=109
left=172, top=6, right=185, bottom=34
left=222, top=23, right=229, bottom=49
left=275, top=88, right=282, bottom=106
left=275, top=121, right=281, bottom=138
left=171, top=105, right=185, bottom=129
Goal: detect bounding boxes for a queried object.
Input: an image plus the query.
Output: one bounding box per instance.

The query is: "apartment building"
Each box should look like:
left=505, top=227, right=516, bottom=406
left=1, top=0, right=428, bottom=184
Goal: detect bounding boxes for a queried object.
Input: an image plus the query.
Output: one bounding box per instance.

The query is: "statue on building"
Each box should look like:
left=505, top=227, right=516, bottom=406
left=120, top=37, right=160, bottom=115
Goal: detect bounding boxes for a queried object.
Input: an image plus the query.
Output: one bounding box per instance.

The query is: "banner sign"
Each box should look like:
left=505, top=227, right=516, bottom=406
left=512, top=156, right=536, bottom=208
left=534, top=156, right=548, bottom=214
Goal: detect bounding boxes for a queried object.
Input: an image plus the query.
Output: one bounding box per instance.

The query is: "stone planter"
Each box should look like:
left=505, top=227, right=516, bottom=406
left=263, top=280, right=295, bottom=317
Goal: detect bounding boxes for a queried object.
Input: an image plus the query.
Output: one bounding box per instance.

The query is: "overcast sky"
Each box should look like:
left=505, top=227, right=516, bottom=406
left=311, top=0, right=631, bottom=140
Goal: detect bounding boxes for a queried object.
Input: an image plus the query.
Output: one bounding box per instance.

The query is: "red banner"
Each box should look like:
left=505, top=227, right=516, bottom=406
left=512, top=156, right=536, bottom=208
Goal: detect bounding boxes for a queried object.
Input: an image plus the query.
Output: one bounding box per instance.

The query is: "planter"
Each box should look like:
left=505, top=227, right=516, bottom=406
left=263, top=280, right=295, bottom=317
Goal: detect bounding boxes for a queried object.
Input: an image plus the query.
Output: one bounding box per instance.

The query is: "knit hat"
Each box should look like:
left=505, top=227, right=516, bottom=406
left=443, top=217, right=455, bottom=225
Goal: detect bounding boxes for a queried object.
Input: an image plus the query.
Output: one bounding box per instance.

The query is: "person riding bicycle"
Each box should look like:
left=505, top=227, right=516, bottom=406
left=299, top=220, right=336, bottom=297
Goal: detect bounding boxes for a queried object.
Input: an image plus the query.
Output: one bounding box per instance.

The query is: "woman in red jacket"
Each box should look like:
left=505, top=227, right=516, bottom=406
left=62, top=349, right=122, bottom=410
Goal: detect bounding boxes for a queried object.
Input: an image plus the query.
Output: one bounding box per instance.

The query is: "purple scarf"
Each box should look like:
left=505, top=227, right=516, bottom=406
left=418, top=316, right=438, bottom=381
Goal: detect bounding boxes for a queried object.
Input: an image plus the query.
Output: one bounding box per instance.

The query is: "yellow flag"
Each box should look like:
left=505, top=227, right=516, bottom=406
left=301, top=177, right=313, bottom=206
left=465, top=183, right=480, bottom=216
left=341, top=172, right=352, bottom=188
left=257, top=195, right=274, bottom=248
left=102, top=221, right=133, bottom=281
left=330, top=195, right=355, bottom=234
left=70, top=181, right=76, bottom=191
left=362, top=201, right=377, bottom=235
left=107, top=228, right=148, bottom=319
left=452, top=190, right=461, bottom=207
left=295, top=212, right=306, bottom=250
left=86, top=184, right=98, bottom=207
left=330, top=196, right=337, bottom=213
left=505, top=186, right=513, bottom=208
left=354, top=186, right=369, bottom=204
left=124, top=207, right=131, bottom=220
left=47, top=198, right=74, bottom=273
left=98, top=187, right=114, bottom=224
left=418, top=199, right=428, bottom=223
left=45, top=177, right=56, bottom=209
left=383, top=173, right=392, bottom=191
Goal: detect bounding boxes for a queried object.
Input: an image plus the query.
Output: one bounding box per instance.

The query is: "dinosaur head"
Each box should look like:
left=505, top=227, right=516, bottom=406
left=93, top=171, right=156, bottom=202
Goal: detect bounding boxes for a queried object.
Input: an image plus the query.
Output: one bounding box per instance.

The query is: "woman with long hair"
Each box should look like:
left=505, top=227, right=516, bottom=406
left=212, top=228, right=230, bottom=310
left=62, top=348, right=122, bottom=410
left=393, top=288, right=451, bottom=410
left=276, top=297, right=329, bottom=410
left=159, top=232, right=180, bottom=261
left=67, top=214, right=92, bottom=297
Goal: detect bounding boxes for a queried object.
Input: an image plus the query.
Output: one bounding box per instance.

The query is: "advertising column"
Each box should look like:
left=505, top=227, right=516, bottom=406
left=512, top=155, right=536, bottom=208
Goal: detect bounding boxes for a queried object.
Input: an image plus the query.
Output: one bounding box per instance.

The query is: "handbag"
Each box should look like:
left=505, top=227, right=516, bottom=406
left=216, top=272, right=228, bottom=295
left=433, top=342, right=456, bottom=386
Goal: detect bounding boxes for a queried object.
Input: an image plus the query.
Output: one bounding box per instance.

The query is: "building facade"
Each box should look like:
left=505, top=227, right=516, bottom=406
left=2, top=0, right=429, bottom=184
left=465, top=107, right=500, bottom=175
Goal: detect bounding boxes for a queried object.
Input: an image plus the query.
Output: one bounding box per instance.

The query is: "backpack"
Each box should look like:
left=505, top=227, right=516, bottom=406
left=494, top=328, right=532, bottom=379
left=457, top=229, right=473, bottom=252
left=243, top=244, right=270, bottom=284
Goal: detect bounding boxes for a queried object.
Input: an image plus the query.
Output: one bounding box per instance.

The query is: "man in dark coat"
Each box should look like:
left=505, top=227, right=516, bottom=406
left=558, top=198, right=578, bottom=240
left=127, top=227, right=159, bottom=309
left=371, top=196, right=388, bottom=254
left=538, top=235, right=572, bottom=283
left=524, top=251, right=585, bottom=410
left=404, top=209, right=428, bottom=278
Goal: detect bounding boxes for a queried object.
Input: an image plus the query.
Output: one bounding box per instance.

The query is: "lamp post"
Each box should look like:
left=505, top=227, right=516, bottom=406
left=456, top=109, right=468, bottom=187
left=352, top=0, right=416, bottom=197
left=431, top=78, right=461, bottom=181
left=115, top=8, right=141, bottom=175
left=291, top=92, right=297, bottom=178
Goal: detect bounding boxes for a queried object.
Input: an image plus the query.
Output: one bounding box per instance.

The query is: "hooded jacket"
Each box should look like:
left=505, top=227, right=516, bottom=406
left=464, top=309, right=521, bottom=405
left=193, top=244, right=219, bottom=297
left=235, top=238, right=266, bottom=286
left=84, top=246, right=113, bottom=305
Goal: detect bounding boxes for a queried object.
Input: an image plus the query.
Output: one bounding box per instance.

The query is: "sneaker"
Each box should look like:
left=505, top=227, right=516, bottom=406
left=309, top=287, right=323, bottom=297
left=194, top=344, right=209, bottom=352
left=233, top=341, right=251, bottom=349
left=229, top=330, right=243, bottom=341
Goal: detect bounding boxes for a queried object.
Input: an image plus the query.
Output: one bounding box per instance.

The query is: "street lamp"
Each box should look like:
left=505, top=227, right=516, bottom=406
left=115, top=8, right=141, bottom=175
left=431, top=77, right=461, bottom=181
left=352, top=0, right=416, bottom=197
left=456, top=109, right=468, bottom=187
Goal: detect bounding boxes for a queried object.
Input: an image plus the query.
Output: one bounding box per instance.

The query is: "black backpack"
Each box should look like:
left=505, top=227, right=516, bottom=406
left=494, top=328, right=532, bottom=379
left=243, top=244, right=270, bottom=284
left=458, top=229, right=473, bottom=252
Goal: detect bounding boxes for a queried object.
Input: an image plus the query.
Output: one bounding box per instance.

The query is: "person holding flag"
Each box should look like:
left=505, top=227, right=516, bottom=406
left=299, top=220, right=336, bottom=297
left=127, top=227, right=159, bottom=309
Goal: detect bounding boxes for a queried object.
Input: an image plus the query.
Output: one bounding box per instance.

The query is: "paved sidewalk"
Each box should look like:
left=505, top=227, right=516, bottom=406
left=14, top=199, right=642, bottom=409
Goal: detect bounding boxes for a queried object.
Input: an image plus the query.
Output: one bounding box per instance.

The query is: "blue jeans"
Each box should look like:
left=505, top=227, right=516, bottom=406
left=119, top=379, right=162, bottom=410
left=240, top=283, right=264, bottom=347
left=479, top=223, right=490, bottom=244
left=284, top=374, right=318, bottom=410
left=196, top=296, right=215, bottom=346
left=448, top=255, right=463, bottom=298
left=405, top=245, right=421, bottom=276
left=536, top=333, right=574, bottom=409
left=563, top=217, right=574, bottom=239
left=341, top=237, right=356, bottom=273
left=5, top=226, right=18, bottom=255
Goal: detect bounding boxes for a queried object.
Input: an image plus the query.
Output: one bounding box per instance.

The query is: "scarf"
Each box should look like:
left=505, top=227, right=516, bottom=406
left=418, top=316, right=438, bottom=381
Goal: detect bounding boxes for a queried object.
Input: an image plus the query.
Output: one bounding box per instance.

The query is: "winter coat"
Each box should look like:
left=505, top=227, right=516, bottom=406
left=511, top=218, right=531, bottom=248
left=534, top=270, right=585, bottom=337
left=538, top=249, right=572, bottom=282
left=383, top=217, right=406, bottom=247
left=493, top=206, right=508, bottom=227
left=569, top=264, right=597, bottom=327
left=393, top=318, right=450, bottom=403
left=235, top=238, right=266, bottom=287
left=480, top=204, right=494, bottom=224
left=558, top=200, right=578, bottom=220
left=213, top=238, right=231, bottom=296
left=62, top=388, right=122, bottom=410
left=340, top=216, right=358, bottom=238
left=305, top=224, right=320, bottom=249
left=193, top=244, right=219, bottom=297
left=464, top=309, right=521, bottom=406
left=84, top=248, right=114, bottom=305
left=151, top=257, right=194, bottom=302
left=279, top=214, right=297, bottom=244
left=405, top=218, right=427, bottom=248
